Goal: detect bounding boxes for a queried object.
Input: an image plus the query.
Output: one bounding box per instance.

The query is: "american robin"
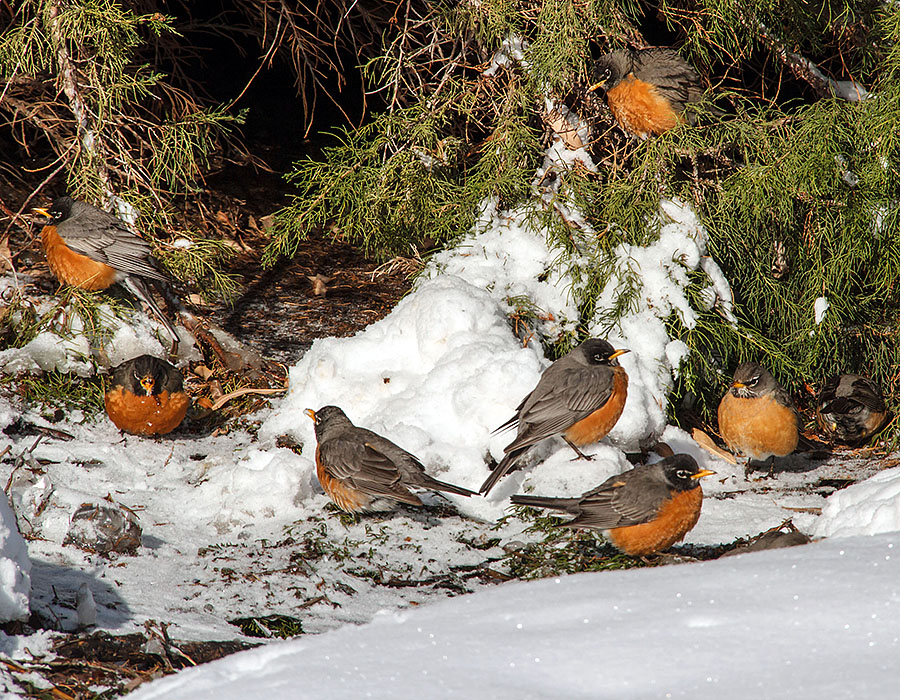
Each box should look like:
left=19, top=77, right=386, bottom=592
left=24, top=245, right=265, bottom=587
left=717, top=362, right=799, bottom=469
left=511, top=454, right=715, bottom=556
left=588, top=47, right=704, bottom=138
left=304, top=405, right=475, bottom=513
left=816, top=374, right=888, bottom=443
left=480, top=339, right=630, bottom=495
left=32, top=196, right=179, bottom=343
left=104, top=354, right=189, bottom=436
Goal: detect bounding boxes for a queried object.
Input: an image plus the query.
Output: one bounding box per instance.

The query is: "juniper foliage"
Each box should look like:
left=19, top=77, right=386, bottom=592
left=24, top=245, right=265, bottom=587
left=268, top=0, right=900, bottom=434
left=0, top=1, right=242, bottom=298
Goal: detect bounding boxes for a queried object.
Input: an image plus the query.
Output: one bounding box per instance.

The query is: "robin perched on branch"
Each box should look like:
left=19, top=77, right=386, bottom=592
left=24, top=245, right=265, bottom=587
left=588, top=47, right=705, bottom=138
left=718, top=362, right=799, bottom=472
left=480, top=339, right=630, bottom=495
left=816, top=374, right=888, bottom=443
left=511, top=454, right=715, bottom=556
left=104, top=354, right=190, bottom=436
left=32, top=196, right=179, bottom=345
left=305, top=405, right=475, bottom=513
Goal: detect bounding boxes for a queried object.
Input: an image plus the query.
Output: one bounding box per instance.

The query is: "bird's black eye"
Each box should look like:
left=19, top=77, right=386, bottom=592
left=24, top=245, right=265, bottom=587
left=676, top=469, right=690, bottom=480
left=748, top=375, right=760, bottom=386
left=593, top=353, right=604, bottom=362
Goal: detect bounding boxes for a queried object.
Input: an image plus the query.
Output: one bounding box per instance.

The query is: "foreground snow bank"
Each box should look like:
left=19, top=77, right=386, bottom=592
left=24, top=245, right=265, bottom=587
left=0, top=489, right=31, bottom=622
left=130, top=533, right=900, bottom=700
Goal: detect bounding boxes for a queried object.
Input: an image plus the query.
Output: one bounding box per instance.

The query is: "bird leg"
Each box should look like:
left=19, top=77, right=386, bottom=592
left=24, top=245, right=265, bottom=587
left=744, top=456, right=777, bottom=480
left=563, top=438, right=594, bottom=461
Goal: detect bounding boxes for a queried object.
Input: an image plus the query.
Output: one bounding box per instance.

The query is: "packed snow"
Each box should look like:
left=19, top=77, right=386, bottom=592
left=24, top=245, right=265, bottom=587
left=129, top=533, right=900, bottom=700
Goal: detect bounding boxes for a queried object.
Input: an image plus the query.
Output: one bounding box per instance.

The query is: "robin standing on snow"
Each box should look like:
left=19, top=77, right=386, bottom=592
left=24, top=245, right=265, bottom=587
left=305, top=405, right=475, bottom=513
left=33, top=196, right=179, bottom=343
left=511, top=454, right=715, bottom=556
left=104, top=354, right=189, bottom=436
left=480, top=339, right=630, bottom=495
left=717, top=362, right=799, bottom=471
left=816, top=374, right=888, bottom=443
left=588, top=47, right=705, bottom=138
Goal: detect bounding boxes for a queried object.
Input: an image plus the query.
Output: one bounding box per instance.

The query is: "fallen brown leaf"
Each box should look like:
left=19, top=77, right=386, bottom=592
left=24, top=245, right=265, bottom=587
left=691, top=427, right=738, bottom=464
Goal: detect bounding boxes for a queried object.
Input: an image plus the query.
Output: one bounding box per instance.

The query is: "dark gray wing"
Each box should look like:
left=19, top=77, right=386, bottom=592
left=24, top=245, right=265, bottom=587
left=57, top=208, right=169, bottom=283
left=633, top=48, right=703, bottom=112
left=318, top=431, right=421, bottom=504
left=567, top=466, right=671, bottom=529
left=848, top=377, right=887, bottom=413
left=505, top=363, right=616, bottom=453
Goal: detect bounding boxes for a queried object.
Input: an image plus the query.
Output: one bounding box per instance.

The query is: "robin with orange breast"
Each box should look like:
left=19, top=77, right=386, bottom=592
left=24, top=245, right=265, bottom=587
left=480, top=339, right=630, bottom=495
left=304, top=406, right=475, bottom=513
left=32, top=196, right=179, bottom=344
left=105, top=354, right=190, bottom=436
left=588, top=47, right=704, bottom=138
left=816, top=374, right=888, bottom=443
left=718, top=362, right=799, bottom=473
left=511, top=454, right=715, bottom=556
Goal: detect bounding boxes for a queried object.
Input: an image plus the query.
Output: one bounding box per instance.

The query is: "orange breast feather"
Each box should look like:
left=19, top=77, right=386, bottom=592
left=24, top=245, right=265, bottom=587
left=564, top=369, right=628, bottom=446
left=105, top=387, right=189, bottom=436
left=42, top=226, right=118, bottom=290
left=608, top=487, right=703, bottom=556
left=315, top=448, right=372, bottom=513
left=718, top=393, right=798, bottom=460
left=606, top=76, right=681, bottom=138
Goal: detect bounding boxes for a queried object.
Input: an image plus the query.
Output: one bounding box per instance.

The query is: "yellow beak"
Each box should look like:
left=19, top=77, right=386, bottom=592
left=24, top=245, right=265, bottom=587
left=587, top=81, right=606, bottom=93
left=140, top=376, right=155, bottom=395
left=32, top=207, right=51, bottom=219
left=304, top=408, right=316, bottom=421
left=609, top=349, right=630, bottom=360
left=691, top=469, right=717, bottom=480
left=731, top=381, right=746, bottom=389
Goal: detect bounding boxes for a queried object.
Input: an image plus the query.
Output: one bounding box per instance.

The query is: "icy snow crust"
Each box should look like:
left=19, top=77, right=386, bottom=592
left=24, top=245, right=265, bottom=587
left=130, top=533, right=900, bottom=700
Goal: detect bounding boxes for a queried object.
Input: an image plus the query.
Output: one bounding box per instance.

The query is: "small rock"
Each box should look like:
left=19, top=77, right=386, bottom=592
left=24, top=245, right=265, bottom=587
left=65, top=503, right=142, bottom=555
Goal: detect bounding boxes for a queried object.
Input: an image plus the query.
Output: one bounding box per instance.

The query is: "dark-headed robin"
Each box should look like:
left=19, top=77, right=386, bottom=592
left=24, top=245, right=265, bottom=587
left=589, top=47, right=704, bottom=138
left=816, top=374, right=888, bottom=443
left=33, top=196, right=179, bottom=344
left=105, top=354, right=189, bottom=436
left=305, top=405, right=475, bottom=513
left=480, top=339, right=629, bottom=495
left=511, top=454, right=715, bottom=556
left=718, top=362, right=798, bottom=471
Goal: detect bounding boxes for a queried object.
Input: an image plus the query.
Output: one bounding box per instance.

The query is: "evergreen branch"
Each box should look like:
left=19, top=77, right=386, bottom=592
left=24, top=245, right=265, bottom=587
left=45, top=0, right=115, bottom=199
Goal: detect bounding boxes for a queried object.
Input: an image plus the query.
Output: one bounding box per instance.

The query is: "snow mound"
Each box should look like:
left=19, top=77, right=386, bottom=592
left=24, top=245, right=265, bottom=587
left=128, top=533, right=900, bottom=700
left=814, top=467, right=900, bottom=538
left=262, top=274, right=714, bottom=520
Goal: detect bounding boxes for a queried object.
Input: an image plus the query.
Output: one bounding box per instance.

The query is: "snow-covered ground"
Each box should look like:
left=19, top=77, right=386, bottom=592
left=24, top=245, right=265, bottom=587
left=0, top=266, right=897, bottom=698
